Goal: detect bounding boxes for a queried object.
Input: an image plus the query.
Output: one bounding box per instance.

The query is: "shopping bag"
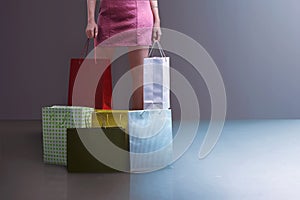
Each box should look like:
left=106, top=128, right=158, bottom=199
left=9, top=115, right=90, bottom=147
left=128, top=109, right=173, bottom=172
left=91, top=110, right=129, bottom=132
left=42, top=105, right=94, bottom=165
left=91, top=109, right=129, bottom=160
left=67, top=127, right=129, bottom=173
left=66, top=110, right=130, bottom=172
left=68, top=39, right=112, bottom=109
left=143, top=41, right=170, bottom=109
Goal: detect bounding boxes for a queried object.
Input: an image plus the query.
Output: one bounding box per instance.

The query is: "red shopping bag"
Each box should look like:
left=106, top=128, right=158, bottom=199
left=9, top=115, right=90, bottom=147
left=68, top=39, right=112, bottom=109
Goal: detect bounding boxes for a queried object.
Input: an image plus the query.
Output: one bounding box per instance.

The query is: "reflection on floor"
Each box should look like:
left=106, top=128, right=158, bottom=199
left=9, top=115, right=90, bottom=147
left=1, top=120, right=300, bottom=200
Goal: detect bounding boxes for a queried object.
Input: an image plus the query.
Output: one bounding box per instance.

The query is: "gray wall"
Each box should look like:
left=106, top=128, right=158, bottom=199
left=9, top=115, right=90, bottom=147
left=1, top=0, right=300, bottom=120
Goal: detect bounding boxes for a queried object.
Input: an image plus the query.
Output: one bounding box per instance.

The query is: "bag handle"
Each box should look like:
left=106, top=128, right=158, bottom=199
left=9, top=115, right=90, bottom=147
left=79, top=38, right=91, bottom=58
left=148, top=40, right=167, bottom=58
left=78, top=38, right=98, bottom=64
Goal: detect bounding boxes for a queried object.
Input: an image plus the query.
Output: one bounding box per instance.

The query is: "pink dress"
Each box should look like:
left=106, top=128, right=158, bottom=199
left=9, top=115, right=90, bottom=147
left=95, top=0, right=154, bottom=46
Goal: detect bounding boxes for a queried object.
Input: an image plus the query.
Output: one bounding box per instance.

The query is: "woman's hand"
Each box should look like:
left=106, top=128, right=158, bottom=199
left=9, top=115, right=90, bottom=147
left=85, top=21, right=98, bottom=38
left=152, top=21, right=162, bottom=41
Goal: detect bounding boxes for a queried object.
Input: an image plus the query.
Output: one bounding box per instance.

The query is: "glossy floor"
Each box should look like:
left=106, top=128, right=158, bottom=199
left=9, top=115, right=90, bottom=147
left=1, top=120, right=300, bottom=200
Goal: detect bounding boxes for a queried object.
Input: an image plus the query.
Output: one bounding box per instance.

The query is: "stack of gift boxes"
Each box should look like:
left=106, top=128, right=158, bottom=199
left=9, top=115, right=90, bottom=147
left=42, top=42, right=172, bottom=173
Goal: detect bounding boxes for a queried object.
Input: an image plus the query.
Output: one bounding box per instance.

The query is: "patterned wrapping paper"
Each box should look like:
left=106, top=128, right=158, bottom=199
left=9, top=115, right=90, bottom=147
left=42, top=106, right=94, bottom=166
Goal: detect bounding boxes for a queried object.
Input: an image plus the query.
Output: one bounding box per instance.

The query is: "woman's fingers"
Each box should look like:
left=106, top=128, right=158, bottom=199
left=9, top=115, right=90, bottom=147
left=152, top=30, right=157, bottom=42
left=156, top=29, right=161, bottom=41
left=85, top=22, right=98, bottom=38
left=85, top=25, right=91, bottom=38
left=85, top=28, right=93, bottom=38
left=86, top=30, right=92, bottom=38
left=152, top=26, right=162, bottom=41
